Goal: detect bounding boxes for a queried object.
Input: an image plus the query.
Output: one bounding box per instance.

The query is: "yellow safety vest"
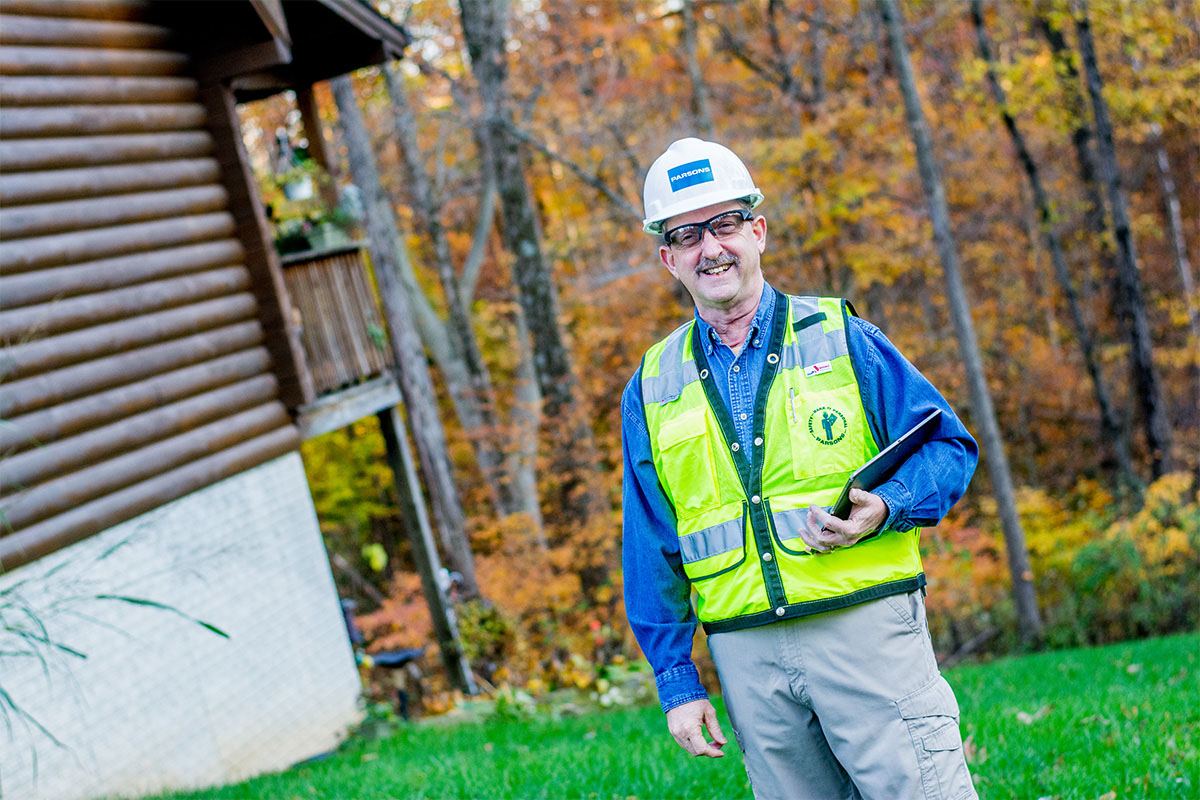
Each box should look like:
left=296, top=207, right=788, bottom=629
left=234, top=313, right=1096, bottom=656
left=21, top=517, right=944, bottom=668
left=641, top=291, right=924, bottom=632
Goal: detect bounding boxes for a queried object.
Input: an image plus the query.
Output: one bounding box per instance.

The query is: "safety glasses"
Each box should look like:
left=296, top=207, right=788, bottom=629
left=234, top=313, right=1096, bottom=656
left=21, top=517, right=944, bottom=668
left=663, top=209, right=753, bottom=249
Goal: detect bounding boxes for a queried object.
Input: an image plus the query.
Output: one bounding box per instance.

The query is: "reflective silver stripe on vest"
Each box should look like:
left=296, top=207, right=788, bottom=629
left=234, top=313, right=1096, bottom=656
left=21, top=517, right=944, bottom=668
left=780, top=331, right=849, bottom=371
left=642, top=322, right=698, bottom=404
left=679, top=516, right=743, bottom=564
left=780, top=297, right=848, bottom=370
left=771, top=506, right=814, bottom=545
left=789, top=295, right=821, bottom=321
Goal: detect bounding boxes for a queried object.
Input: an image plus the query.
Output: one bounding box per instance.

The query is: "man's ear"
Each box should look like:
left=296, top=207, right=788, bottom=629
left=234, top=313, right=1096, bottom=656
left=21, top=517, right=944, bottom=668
left=752, top=215, right=767, bottom=254
left=659, top=244, right=679, bottom=279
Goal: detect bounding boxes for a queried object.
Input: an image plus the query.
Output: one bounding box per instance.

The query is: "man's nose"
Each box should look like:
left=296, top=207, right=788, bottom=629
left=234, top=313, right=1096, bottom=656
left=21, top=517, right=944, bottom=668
left=698, top=226, right=725, bottom=259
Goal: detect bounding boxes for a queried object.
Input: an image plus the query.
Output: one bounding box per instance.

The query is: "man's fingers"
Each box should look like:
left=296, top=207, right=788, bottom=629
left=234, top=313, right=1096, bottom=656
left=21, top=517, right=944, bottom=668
left=703, top=704, right=727, bottom=746
left=807, top=504, right=834, bottom=529
left=800, top=506, right=849, bottom=551
left=799, top=504, right=879, bottom=553
left=819, top=510, right=856, bottom=537
left=687, top=731, right=724, bottom=758
left=666, top=699, right=723, bottom=757
left=798, top=509, right=833, bottom=552
left=845, top=489, right=886, bottom=536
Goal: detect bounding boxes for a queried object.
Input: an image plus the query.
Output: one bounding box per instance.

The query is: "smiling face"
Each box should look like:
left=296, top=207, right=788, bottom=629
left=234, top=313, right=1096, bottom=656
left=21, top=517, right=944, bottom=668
left=658, top=200, right=768, bottom=315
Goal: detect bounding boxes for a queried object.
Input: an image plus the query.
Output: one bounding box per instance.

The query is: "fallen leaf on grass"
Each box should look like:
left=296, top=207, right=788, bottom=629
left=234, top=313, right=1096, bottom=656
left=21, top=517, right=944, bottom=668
left=1096, top=792, right=1117, bottom=800
left=483, top=742, right=494, bottom=752
left=1125, top=662, right=1143, bottom=674
left=962, top=734, right=988, bottom=765
left=1016, top=705, right=1052, bottom=724
left=361, top=753, right=379, bottom=763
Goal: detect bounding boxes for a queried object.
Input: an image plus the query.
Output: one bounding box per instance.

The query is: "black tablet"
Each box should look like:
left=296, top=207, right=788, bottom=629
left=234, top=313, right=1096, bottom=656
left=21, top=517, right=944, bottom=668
left=829, top=409, right=943, bottom=519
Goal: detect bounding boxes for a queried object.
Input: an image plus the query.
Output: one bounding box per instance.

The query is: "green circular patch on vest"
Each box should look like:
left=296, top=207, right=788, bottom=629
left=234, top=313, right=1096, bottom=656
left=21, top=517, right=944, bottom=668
left=807, top=406, right=848, bottom=445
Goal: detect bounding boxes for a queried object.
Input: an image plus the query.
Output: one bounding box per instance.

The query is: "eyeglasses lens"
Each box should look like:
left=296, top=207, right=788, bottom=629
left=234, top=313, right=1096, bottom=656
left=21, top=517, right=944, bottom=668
left=667, top=211, right=749, bottom=249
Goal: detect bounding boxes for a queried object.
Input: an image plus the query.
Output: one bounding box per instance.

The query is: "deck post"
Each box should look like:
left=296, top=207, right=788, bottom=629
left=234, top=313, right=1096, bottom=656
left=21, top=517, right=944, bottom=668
left=375, top=405, right=477, bottom=695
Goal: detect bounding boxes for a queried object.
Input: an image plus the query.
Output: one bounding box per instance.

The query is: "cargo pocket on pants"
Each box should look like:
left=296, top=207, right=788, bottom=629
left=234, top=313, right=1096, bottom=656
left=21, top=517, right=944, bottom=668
left=896, top=676, right=975, bottom=800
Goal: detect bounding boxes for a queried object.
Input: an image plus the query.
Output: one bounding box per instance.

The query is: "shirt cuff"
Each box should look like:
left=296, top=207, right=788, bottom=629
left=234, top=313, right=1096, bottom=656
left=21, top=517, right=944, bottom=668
left=655, top=663, right=708, bottom=713
left=872, top=479, right=912, bottom=533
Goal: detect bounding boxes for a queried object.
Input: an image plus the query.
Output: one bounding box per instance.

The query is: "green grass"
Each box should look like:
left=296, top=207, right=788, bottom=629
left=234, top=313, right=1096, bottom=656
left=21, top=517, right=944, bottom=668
left=951, top=632, right=1199, bottom=798
left=144, top=633, right=1198, bottom=800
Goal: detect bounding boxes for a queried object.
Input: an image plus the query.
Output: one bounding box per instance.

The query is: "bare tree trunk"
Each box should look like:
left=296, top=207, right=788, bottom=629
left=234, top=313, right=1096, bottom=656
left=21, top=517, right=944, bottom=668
left=331, top=75, right=481, bottom=600
left=1150, top=132, right=1199, bottom=355
left=1073, top=0, right=1175, bottom=477
left=458, top=0, right=611, bottom=551
left=1035, top=9, right=1108, bottom=312
left=1016, top=181, right=1064, bottom=360
left=1150, top=128, right=1200, bottom=431
left=809, top=0, right=828, bottom=105
left=864, top=281, right=890, bottom=334
left=971, top=0, right=1136, bottom=492
left=680, top=0, right=715, bottom=138
left=459, top=0, right=576, bottom=422
left=1124, top=36, right=1200, bottom=459
left=384, top=64, right=534, bottom=524
left=877, top=0, right=1043, bottom=644
left=510, top=306, right=545, bottom=535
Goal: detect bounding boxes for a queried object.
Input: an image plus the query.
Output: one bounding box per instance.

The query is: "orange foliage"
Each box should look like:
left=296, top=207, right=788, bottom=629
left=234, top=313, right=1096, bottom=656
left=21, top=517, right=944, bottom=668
left=259, top=0, right=1200, bottom=705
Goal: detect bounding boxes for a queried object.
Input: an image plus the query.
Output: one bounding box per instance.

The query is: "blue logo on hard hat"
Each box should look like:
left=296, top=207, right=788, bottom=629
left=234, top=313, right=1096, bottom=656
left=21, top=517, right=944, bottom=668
left=667, top=159, right=714, bottom=192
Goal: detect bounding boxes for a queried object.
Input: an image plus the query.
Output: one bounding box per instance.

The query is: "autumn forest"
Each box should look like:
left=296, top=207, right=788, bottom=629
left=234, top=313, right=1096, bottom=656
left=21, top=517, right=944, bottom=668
left=243, top=0, right=1199, bottom=710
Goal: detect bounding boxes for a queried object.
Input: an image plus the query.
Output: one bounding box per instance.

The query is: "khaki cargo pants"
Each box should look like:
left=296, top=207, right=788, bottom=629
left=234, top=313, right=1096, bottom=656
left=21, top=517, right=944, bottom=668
left=708, top=591, right=976, bottom=800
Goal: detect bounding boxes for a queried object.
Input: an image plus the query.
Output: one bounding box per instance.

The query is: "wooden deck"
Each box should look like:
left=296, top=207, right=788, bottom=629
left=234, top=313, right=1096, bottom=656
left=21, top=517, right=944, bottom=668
left=281, top=243, right=393, bottom=397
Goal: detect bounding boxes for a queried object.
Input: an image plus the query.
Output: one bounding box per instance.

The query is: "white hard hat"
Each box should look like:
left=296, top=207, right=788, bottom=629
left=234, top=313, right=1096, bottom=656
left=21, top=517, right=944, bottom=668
left=642, top=138, right=764, bottom=235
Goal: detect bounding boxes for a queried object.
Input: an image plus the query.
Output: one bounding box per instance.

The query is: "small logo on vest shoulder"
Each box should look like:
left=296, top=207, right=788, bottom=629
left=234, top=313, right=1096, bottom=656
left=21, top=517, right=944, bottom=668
left=808, top=406, right=847, bottom=445
left=804, top=361, right=832, bottom=378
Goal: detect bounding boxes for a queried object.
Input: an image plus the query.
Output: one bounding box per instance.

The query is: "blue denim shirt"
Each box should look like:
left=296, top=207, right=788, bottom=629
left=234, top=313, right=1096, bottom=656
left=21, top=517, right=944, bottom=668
left=620, top=283, right=979, bottom=713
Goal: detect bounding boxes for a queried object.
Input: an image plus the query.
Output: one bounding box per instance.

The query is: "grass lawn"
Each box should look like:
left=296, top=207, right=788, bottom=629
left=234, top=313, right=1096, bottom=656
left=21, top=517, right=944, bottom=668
left=144, top=633, right=1198, bottom=800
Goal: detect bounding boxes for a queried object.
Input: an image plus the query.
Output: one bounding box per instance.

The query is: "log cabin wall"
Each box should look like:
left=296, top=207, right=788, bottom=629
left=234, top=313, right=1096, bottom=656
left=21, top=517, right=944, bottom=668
left=0, top=0, right=304, bottom=570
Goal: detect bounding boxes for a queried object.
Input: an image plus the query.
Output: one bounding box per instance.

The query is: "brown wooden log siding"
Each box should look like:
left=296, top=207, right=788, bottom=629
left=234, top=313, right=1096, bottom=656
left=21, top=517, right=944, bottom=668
left=282, top=246, right=393, bottom=396
left=0, top=0, right=299, bottom=570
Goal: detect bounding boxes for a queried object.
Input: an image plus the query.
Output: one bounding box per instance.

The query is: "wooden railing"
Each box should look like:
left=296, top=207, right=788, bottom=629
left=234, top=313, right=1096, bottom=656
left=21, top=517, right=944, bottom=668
left=281, top=244, right=393, bottom=397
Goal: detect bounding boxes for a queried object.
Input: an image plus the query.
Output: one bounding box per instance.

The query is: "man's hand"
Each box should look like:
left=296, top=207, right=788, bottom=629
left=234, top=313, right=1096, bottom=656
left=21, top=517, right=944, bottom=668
left=800, top=488, right=888, bottom=553
left=665, top=698, right=727, bottom=758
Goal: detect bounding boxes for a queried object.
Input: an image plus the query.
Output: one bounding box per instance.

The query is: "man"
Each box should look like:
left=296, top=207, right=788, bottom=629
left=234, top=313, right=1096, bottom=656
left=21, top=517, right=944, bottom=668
left=621, top=138, right=980, bottom=799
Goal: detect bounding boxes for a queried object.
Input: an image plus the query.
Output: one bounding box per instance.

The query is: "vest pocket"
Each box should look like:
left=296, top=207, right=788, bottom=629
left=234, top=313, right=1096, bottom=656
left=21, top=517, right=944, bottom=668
left=784, top=387, right=863, bottom=481
left=764, top=499, right=814, bottom=557
left=657, top=406, right=721, bottom=515
left=680, top=503, right=747, bottom=582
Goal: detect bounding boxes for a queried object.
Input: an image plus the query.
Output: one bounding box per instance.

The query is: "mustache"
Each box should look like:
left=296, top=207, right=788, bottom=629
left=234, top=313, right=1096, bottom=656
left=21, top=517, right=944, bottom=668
left=697, top=254, right=738, bottom=273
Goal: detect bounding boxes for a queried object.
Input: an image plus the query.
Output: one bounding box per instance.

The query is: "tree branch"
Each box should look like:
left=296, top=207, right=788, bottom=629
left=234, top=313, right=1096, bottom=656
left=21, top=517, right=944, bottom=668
left=503, top=121, right=642, bottom=220
left=462, top=174, right=496, bottom=302
left=713, top=20, right=814, bottom=106
left=606, top=123, right=643, bottom=179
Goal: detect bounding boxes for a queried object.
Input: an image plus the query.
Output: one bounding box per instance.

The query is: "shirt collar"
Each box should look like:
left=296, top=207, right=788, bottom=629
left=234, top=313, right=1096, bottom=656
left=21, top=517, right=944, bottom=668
left=695, top=283, right=775, bottom=356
